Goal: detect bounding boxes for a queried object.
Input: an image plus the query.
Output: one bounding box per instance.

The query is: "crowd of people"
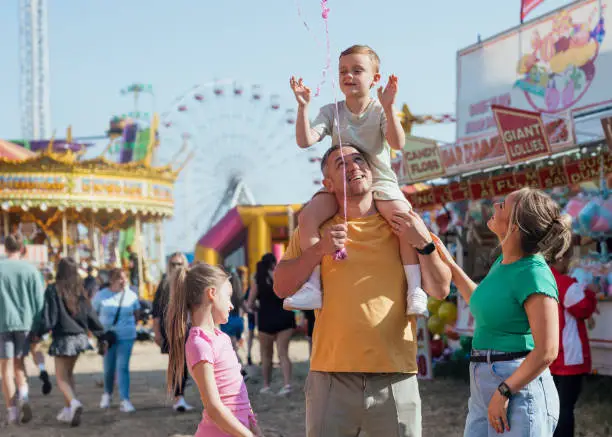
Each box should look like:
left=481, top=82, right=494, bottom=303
left=0, top=42, right=603, bottom=437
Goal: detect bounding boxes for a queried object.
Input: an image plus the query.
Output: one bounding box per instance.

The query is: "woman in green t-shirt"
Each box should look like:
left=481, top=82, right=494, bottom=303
left=434, top=187, right=571, bottom=436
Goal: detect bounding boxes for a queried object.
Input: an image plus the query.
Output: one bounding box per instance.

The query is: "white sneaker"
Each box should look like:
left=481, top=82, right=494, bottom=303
left=259, top=386, right=272, bottom=395
left=119, top=400, right=136, bottom=413
left=283, top=283, right=322, bottom=310
left=18, top=396, right=32, bottom=423
left=172, top=397, right=194, bottom=412
left=406, top=287, right=429, bottom=316
left=69, top=399, right=83, bottom=427
left=7, top=407, right=19, bottom=425
left=283, top=266, right=322, bottom=310
left=99, top=393, right=111, bottom=409
left=56, top=407, right=71, bottom=423
left=277, top=385, right=292, bottom=396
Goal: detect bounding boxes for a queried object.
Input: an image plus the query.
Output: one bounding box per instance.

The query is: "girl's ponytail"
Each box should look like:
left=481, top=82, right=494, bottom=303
left=164, top=262, right=229, bottom=394
left=166, top=266, right=189, bottom=394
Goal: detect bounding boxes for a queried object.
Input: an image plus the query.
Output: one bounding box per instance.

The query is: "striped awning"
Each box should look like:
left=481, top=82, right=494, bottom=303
left=0, top=140, right=35, bottom=160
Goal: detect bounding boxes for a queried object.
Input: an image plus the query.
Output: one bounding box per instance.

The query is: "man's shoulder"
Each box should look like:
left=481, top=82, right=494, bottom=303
left=0, top=259, right=39, bottom=276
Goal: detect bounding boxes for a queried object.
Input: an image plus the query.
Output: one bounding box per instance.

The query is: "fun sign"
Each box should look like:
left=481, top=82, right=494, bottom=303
left=492, top=105, right=552, bottom=164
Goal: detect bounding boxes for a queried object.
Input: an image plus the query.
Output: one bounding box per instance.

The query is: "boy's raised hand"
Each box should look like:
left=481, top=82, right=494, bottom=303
left=290, top=76, right=311, bottom=107
left=377, top=74, right=399, bottom=110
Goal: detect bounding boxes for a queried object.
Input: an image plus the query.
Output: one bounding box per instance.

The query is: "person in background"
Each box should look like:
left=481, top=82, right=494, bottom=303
left=29, top=266, right=54, bottom=396
left=242, top=272, right=257, bottom=366
left=152, top=252, right=194, bottom=412
left=37, top=257, right=106, bottom=427
left=549, top=245, right=599, bottom=437
left=247, top=253, right=295, bottom=396
left=126, top=245, right=139, bottom=291
left=93, top=268, right=140, bottom=413
left=0, top=234, right=45, bottom=425
left=220, top=268, right=245, bottom=361
left=302, top=310, right=315, bottom=359
left=84, top=264, right=99, bottom=301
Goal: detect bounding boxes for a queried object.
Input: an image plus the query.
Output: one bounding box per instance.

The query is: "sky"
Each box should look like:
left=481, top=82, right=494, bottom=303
left=0, top=0, right=572, bottom=142
left=0, top=0, right=574, bottom=252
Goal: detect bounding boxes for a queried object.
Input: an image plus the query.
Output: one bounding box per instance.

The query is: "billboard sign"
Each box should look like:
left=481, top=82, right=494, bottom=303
left=447, top=0, right=608, bottom=175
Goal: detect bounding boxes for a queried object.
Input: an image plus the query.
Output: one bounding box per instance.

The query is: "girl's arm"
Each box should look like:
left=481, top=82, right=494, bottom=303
left=503, top=294, right=559, bottom=393
left=431, top=234, right=478, bottom=303
left=86, top=301, right=106, bottom=338
left=246, top=283, right=258, bottom=311
left=191, top=361, right=254, bottom=437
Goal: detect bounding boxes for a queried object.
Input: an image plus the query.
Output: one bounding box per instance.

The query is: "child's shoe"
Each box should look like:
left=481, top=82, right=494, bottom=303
left=404, top=265, right=429, bottom=316
left=283, top=266, right=322, bottom=310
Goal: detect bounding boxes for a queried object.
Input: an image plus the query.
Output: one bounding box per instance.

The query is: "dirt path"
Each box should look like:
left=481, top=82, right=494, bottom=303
left=1, top=340, right=610, bottom=436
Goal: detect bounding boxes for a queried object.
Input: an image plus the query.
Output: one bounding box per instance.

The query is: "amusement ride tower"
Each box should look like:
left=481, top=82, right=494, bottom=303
left=19, top=0, right=51, bottom=140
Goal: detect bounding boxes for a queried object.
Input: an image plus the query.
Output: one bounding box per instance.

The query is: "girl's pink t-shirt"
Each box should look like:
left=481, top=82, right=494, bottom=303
left=185, top=326, right=251, bottom=411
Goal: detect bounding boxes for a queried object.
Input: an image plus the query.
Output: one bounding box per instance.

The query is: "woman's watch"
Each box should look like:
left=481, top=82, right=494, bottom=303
left=497, top=382, right=512, bottom=398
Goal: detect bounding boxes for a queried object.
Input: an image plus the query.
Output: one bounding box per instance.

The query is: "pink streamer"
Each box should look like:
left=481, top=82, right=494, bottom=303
left=297, top=0, right=348, bottom=261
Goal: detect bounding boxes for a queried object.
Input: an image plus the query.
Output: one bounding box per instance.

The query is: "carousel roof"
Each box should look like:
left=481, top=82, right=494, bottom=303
left=0, top=145, right=181, bottom=234
left=0, top=140, right=36, bottom=160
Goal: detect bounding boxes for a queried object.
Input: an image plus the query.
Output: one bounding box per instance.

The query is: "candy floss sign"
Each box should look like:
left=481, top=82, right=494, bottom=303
left=446, top=0, right=608, bottom=175
left=401, top=136, right=446, bottom=183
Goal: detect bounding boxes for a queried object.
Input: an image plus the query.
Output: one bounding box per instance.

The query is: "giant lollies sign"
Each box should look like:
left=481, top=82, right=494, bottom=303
left=492, top=105, right=552, bottom=164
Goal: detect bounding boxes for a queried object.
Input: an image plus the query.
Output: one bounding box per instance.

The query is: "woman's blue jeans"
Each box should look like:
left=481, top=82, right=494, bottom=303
left=464, top=351, right=559, bottom=437
left=103, top=339, right=135, bottom=401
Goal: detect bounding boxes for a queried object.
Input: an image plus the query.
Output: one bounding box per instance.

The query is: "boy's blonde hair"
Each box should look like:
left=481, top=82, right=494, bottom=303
left=340, top=45, right=380, bottom=73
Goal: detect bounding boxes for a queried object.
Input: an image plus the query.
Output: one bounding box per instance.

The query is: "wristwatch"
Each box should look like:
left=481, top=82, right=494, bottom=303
left=497, top=382, right=512, bottom=399
left=415, top=241, right=436, bottom=255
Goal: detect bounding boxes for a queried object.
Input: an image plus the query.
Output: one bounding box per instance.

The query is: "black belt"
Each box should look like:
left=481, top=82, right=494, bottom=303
left=469, top=351, right=530, bottom=363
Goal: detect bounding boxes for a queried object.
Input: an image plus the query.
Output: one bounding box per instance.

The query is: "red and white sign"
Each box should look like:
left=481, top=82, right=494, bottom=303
left=521, top=0, right=546, bottom=22
left=455, top=295, right=475, bottom=336
left=492, top=105, right=552, bottom=164
left=449, top=0, right=608, bottom=175
left=416, top=317, right=433, bottom=380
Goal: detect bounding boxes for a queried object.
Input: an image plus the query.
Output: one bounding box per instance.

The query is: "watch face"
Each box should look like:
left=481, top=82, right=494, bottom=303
left=498, top=383, right=511, bottom=398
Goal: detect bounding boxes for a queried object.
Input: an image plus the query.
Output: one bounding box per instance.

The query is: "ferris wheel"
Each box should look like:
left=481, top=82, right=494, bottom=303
left=157, top=79, right=324, bottom=254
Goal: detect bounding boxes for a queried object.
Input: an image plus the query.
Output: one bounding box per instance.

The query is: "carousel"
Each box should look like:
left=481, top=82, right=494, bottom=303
left=0, top=121, right=182, bottom=299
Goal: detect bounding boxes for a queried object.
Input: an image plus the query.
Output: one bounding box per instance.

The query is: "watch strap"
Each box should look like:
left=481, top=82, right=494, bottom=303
left=497, top=382, right=512, bottom=398
left=415, top=241, right=436, bottom=255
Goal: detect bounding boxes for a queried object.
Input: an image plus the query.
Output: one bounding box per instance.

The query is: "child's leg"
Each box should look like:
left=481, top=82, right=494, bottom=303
left=284, top=192, right=338, bottom=311
left=377, top=199, right=429, bottom=316
left=297, top=192, right=338, bottom=250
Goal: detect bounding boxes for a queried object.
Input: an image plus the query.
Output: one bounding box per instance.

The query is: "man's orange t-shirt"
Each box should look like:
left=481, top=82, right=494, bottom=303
left=282, top=214, right=418, bottom=374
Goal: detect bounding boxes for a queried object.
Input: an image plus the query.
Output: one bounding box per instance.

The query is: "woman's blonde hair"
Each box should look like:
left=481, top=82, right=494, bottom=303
left=166, top=252, right=188, bottom=273
left=165, top=262, right=228, bottom=394
left=506, top=187, right=572, bottom=262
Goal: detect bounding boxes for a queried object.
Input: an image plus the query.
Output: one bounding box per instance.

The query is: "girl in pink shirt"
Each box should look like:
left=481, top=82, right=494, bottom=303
left=166, top=263, right=263, bottom=437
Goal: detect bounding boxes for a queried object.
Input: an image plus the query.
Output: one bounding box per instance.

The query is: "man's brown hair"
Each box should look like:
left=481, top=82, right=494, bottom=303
left=340, top=45, right=380, bottom=73
left=4, top=233, right=23, bottom=254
